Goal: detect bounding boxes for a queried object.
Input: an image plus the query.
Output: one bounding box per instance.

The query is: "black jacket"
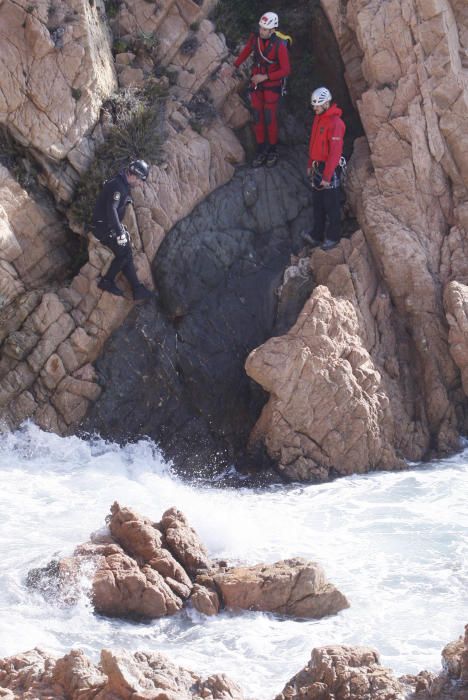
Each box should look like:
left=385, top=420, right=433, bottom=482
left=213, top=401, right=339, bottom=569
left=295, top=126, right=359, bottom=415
left=92, top=171, right=132, bottom=234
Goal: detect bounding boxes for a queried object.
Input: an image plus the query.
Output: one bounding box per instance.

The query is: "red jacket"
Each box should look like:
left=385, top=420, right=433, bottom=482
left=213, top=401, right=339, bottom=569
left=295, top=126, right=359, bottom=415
left=234, top=32, right=290, bottom=88
left=308, top=104, right=345, bottom=182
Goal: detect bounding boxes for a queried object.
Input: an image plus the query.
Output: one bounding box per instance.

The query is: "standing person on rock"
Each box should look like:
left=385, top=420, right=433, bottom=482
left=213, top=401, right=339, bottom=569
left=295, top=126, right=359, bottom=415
left=304, top=87, right=346, bottom=251
left=232, top=11, right=291, bottom=168
left=92, top=160, right=153, bottom=300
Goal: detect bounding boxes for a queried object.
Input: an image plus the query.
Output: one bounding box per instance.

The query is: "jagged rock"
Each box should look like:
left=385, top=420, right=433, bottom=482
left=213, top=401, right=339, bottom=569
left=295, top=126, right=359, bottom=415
left=160, top=507, right=212, bottom=576
left=189, top=583, right=221, bottom=616
left=108, top=503, right=194, bottom=589
left=0, top=0, right=246, bottom=438
left=246, top=284, right=401, bottom=481
left=28, top=503, right=348, bottom=622
left=198, top=558, right=349, bottom=619
left=0, top=648, right=244, bottom=699
left=444, top=282, right=468, bottom=396
left=92, top=549, right=185, bottom=618
left=0, top=168, right=70, bottom=304
left=0, top=0, right=116, bottom=161
left=276, top=645, right=405, bottom=700
left=1, top=628, right=467, bottom=699
left=27, top=504, right=201, bottom=619
left=320, top=0, right=468, bottom=461
left=442, top=635, right=466, bottom=679
left=400, top=624, right=468, bottom=699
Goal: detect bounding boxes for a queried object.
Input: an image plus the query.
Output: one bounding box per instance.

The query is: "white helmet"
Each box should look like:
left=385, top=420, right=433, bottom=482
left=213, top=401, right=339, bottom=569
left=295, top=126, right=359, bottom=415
left=311, top=87, right=332, bottom=107
left=259, top=12, right=279, bottom=29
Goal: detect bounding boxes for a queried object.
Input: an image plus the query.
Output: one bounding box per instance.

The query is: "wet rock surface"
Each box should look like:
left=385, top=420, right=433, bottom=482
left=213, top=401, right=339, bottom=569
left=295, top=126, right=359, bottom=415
left=275, top=645, right=406, bottom=700
left=400, top=624, right=468, bottom=699
left=197, top=558, right=349, bottom=619
left=28, top=502, right=348, bottom=621
left=0, top=647, right=245, bottom=700
left=1, top=625, right=466, bottom=699
left=275, top=625, right=468, bottom=700
left=84, top=149, right=314, bottom=473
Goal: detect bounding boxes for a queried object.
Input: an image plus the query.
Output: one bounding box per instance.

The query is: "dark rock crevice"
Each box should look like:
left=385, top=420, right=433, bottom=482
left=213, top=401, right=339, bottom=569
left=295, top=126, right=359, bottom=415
left=81, top=0, right=364, bottom=478
left=83, top=149, right=316, bottom=477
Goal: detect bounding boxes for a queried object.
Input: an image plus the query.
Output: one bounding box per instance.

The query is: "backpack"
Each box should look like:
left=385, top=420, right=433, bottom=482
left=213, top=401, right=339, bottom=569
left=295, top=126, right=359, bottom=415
left=254, top=30, right=293, bottom=96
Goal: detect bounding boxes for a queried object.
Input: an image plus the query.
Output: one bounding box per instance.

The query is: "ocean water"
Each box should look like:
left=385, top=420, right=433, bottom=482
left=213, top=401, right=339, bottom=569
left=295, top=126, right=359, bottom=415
left=0, top=423, right=466, bottom=697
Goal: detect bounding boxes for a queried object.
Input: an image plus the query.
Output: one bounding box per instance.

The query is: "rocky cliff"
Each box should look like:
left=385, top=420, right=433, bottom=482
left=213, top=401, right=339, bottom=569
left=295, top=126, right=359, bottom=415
left=0, top=0, right=247, bottom=437
left=0, top=0, right=467, bottom=480
left=245, top=0, right=468, bottom=479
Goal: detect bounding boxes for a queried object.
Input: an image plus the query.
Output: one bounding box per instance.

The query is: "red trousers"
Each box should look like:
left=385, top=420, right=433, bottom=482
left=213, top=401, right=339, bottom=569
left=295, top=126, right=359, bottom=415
left=250, top=87, right=281, bottom=146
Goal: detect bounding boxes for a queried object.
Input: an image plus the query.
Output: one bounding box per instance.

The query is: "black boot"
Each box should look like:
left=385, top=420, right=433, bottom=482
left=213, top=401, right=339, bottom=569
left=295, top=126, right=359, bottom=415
left=265, top=147, right=279, bottom=168
left=133, top=284, right=153, bottom=301
left=252, top=145, right=267, bottom=168
left=321, top=239, right=339, bottom=251
left=97, top=277, right=124, bottom=297
left=301, top=232, right=321, bottom=247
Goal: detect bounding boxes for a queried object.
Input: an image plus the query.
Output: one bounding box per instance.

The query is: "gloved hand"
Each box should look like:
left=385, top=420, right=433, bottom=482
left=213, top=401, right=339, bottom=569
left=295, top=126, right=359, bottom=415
left=309, top=169, right=325, bottom=190
left=116, top=226, right=129, bottom=246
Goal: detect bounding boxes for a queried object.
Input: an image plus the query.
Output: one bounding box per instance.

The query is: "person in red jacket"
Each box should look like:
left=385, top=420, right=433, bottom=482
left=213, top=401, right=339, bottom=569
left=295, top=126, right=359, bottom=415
left=233, top=12, right=290, bottom=168
left=305, top=86, right=346, bottom=250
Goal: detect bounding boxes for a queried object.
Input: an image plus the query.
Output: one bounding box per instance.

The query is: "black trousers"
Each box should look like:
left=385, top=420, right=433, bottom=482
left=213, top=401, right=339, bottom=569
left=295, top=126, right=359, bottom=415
left=94, top=226, right=139, bottom=289
left=312, top=186, right=341, bottom=242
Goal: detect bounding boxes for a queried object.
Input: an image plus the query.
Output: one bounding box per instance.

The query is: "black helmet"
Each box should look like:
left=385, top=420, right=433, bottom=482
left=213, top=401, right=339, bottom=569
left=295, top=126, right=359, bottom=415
left=128, top=159, right=150, bottom=180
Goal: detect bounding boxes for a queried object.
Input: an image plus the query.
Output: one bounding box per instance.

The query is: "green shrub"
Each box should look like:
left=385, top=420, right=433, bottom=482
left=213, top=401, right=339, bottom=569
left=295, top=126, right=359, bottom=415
left=189, top=120, right=203, bottom=135
left=0, top=127, right=39, bottom=191
left=211, top=0, right=263, bottom=46
left=132, top=31, right=159, bottom=57
left=70, top=87, right=166, bottom=227
left=104, top=0, right=121, bottom=19
left=112, top=37, right=130, bottom=54
left=143, top=78, right=169, bottom=102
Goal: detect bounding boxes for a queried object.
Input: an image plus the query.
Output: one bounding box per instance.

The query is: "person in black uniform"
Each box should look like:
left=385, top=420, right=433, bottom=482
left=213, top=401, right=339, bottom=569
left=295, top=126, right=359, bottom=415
left=92, top=159, right=153, bottom=300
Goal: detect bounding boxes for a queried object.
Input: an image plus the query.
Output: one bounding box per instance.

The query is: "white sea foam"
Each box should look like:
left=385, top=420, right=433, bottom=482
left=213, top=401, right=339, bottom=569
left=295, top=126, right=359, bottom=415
left=0, top=422, right=467, bottom=698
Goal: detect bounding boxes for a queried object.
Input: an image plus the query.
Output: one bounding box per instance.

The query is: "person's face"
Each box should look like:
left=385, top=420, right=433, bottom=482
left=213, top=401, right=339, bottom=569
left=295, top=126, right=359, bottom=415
left=127, top=173, right=143, bottom=188
left=259, top=25, right=274, bottom=40
left=313, top=101, right=330, bottom=115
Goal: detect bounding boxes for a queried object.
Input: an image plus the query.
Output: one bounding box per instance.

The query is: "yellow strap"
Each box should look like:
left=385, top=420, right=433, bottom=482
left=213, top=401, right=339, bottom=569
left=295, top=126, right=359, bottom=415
left=275, top=30, right=293, bottom=46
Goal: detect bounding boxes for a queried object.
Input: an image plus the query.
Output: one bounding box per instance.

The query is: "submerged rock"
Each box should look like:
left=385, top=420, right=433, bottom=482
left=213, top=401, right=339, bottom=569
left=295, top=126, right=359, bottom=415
left=28, top=502, right=348, bottom=622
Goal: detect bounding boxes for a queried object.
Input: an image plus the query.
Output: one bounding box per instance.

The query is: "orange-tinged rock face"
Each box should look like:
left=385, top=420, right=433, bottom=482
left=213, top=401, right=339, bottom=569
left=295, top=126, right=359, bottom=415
left=244, top=0, right=468, bottom=478
left=246, top=283, right=402, bottom=481
left=0, top=0, right=247, bottom=437
left=0, top=0, right=116, bottom=160
left=0, top=647, right=245, bottom=699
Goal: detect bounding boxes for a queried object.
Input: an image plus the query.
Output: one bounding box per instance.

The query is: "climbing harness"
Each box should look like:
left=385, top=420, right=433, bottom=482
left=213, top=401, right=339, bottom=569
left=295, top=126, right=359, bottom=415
left=253, top=31, right=292, bottom=95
